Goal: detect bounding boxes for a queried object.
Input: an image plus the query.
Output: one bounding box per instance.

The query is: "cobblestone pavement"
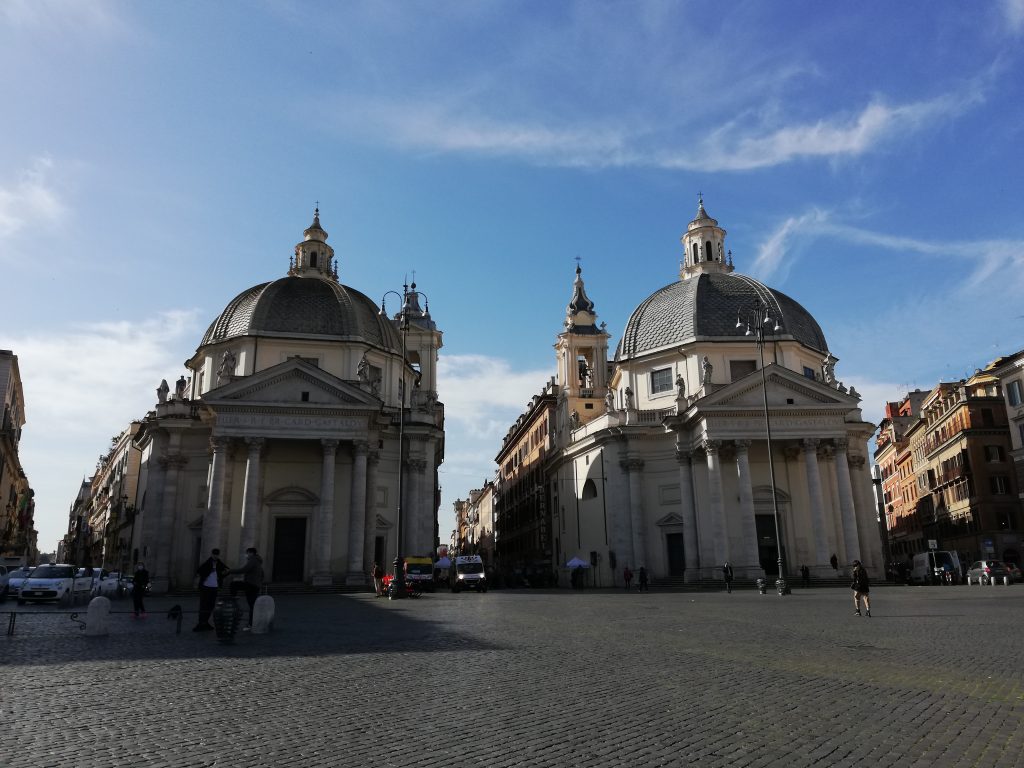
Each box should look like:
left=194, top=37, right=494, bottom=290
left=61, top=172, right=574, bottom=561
left=2, top=584, right=1024, bottom=768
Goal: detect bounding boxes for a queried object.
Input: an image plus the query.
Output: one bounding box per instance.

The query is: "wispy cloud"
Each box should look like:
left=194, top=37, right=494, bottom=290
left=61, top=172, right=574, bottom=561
left=1002, top=0, right=1024, bottom=32
left=0, top=0, right=127, bottom=34
left=13, top=310, right=202, bottom=550
left=0, top=157, right=64, bottom=239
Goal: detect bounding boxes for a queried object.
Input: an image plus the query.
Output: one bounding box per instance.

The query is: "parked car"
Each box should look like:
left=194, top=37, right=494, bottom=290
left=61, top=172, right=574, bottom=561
left=1004, top=562, right=1022, bottom=583
left=118, top=574, right=150, bottom=597
left=18, top=564, right=94, bottom=605
left=965, top=560, right=1011, bottom=585
left=5, top=566, right=35, bottom=601
left=93, top=570, right=121, bottom=597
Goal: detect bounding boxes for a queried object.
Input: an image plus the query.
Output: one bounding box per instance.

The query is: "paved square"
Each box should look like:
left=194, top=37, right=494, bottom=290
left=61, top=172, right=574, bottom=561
left=3, top=584, right=1024, bottom=767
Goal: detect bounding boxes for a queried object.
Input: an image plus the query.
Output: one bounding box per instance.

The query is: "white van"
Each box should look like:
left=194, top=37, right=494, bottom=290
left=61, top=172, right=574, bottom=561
left=910, top=551, right=961, bottom=585
left=451, top=555, right=487, bottom=593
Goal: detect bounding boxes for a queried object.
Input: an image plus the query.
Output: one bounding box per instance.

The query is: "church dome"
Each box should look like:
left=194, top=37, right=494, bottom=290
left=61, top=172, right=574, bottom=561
left=616, top=271, right=828, bottom=359
left=200, top=277, right=403, bottom=352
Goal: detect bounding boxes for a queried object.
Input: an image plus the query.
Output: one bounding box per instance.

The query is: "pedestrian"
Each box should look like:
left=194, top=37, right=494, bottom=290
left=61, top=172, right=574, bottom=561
left=801, top=564, right=811, bottom=588
left=722, top=562, right=734, bottom=594
left=227, top=547, right=264, bottom=630
left=194, top=548, right=229, bottom=632
left=830, top=553, right=839, bottom=572
left=637, top=566, right=649, bottom=592
left=132, top=562, right=150, bottom=618
left=851, top=559, right=871, bottom=617
left=372, top=561, right=384, bottom=596
left=623, top=566, right=633, bottom=590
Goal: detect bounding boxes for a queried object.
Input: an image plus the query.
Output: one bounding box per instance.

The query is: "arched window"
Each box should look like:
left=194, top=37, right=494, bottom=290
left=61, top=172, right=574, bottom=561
left=310, top=251, right=318, bottom=268
left=705, top=241, right=714, bottom=261
left=581, top=479, right=598, bottom=499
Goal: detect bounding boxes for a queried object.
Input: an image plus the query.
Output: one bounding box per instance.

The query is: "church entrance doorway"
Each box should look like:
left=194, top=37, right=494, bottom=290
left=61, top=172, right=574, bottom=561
left=272, top=517, right=307, bottom=582
left=666, top=533, right=686, bottom=576
left=756, top=514, right=782, bottom=576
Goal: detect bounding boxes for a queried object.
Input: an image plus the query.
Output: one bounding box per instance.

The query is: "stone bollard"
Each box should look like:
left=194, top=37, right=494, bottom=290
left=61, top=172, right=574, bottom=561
left=251, top=595, right=275, bottom=634
left=85, top=596, right=111, bottom=636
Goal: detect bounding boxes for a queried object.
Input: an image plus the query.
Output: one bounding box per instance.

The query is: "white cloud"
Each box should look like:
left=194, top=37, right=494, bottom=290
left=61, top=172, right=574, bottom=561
left=13, top=310, right=202, bottom=551
left=0, top=157, right=65, bottom=239
left=1002, top=0, right=1024, bottom=32
left=0, top=0, right=127, bottom=34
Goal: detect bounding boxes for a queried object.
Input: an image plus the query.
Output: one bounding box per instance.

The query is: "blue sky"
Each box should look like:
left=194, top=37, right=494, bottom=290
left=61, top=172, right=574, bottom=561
left=2, top=1, right=1023, bottom=554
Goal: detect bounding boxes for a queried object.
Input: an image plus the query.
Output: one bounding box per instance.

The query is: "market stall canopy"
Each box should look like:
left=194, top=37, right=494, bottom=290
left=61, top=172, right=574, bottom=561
left=434, top=557, right=451, bottom=569
left=565, top=557, right=590, bottom=568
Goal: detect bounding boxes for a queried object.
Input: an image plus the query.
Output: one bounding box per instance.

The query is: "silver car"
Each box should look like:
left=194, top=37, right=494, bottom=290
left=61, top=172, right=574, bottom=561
left=966, top=560, right=1011, bottom=585
left=4, top=566, right=34, bottom=601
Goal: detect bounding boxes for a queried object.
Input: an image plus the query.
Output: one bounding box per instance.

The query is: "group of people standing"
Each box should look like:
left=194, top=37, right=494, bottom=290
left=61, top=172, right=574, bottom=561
left=622, top=566, right=648, bottom=591
left=192, top=547, right=265, bottom=631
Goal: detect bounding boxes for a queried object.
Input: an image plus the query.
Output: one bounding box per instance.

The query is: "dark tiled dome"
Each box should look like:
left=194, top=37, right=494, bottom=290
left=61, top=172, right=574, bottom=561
left=616, top=272, right=828, bottom=359
left=200, top=277, right=402, bottom=351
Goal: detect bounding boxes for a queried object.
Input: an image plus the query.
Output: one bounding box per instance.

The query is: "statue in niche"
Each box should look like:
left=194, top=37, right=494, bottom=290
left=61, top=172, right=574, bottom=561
left=217, top=349, right=237, bottom=384
left=605, top=388, right=616, bottom=412
left=357, top=354, right=369, bottom=384
left=623, top=386, right=634, bottom=411
left=569, top=410, right=581, bottom=430
left=156, top=379, right=169, bottom=404
left=676, top=374, right=686, bottom=399
left=174, top=376, right=187, bottom=400
left=702, top=356, right=713, bottom=385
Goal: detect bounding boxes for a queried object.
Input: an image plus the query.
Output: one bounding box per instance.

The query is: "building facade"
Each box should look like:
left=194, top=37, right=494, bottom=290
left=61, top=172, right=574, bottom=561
left=503, top=200, right=881, bottom=586
left=0, top=350, right=37, bottom=564
left=131, top=212, right=445, bottom=591
left=987, top=349, right=1024, bottom=502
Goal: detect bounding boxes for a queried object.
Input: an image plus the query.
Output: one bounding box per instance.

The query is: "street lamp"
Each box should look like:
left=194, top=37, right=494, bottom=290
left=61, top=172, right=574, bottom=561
left=379, top=283, right=430, bottom=599
left=736, top=300, right=788, bottom=595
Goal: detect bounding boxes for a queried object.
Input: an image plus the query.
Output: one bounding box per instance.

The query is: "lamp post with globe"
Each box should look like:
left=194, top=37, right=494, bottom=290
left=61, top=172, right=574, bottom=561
left=736, top=299, right=789, bottom=595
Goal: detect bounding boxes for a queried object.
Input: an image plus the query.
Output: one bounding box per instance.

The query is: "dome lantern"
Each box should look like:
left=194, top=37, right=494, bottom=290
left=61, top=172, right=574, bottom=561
left=680, top=194, right=734, bottom=281
left=290, top=206, right=337, bottom=281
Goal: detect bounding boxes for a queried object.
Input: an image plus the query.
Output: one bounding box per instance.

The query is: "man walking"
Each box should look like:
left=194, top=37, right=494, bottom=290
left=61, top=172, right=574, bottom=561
left=228, top=547, right=264, bottom=629
left=722, top=562, right=734, bottom=594
left=131, top=562, right=150, bottom=618
left=194, top=548, right=229, bottom=632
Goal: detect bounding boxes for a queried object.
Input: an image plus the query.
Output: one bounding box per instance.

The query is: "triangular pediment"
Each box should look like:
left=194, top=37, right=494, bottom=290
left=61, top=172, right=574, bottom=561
left=699, top=364, right=854, bottom=409
left=655, top=512, right=685, bottom=527
left=204, top=358, right=380, bottom=408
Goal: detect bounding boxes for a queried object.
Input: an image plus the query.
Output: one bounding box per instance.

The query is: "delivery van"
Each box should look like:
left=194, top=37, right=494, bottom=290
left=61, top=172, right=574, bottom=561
left=404, top=556, right=435, bottom=592
left=910, top=551, right=961, bottom=585
left=451, top=555, right=487, bottom=593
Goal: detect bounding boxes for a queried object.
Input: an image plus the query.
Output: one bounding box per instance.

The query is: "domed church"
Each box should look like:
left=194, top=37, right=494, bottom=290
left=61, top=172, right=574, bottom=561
left=548, top=198, right=880, bottom=582
left=134, top=211, right=444, bottom=591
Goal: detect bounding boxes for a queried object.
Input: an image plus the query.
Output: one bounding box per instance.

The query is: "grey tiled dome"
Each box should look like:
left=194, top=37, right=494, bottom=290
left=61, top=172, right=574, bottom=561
left=200, top=277, right=402, bottom=351
left=616, top=272, right=828, bottom=359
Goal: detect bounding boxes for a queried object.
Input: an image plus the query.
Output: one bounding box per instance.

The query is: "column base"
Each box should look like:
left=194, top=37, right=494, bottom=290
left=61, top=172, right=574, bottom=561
left=345, top=572, right=368, bottom=587
left=311, top=573, right=334, bottom=587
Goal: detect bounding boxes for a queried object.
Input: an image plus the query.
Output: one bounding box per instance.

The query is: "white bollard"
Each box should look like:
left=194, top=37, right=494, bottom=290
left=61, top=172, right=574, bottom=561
left=85, top=596, right=111, bottom=636
left=1004, top=576, right=1010, bottom=586
left=251, top=595, right=275, bottom=634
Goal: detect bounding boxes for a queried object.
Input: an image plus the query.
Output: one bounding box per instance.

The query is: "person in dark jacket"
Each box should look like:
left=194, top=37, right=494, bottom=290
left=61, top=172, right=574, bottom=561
left=637, top=566, right=649, bottom=592
left=722, top=562, right=734, bottom=594
left=132, top=562, right=150, bottom=618
left=851, top=559, right=871, bottom=617
left=228, top=548, right=264, bottom=629
left=194, top=548, right=230, bottom=631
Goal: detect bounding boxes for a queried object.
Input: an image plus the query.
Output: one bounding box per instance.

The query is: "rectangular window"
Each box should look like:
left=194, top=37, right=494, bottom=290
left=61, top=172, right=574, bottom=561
left=982, top=408, right=995, bottom=427
left=803, top=366, right=816, bottom=380
left=1008, top=379, right=1023, bottom=407
left=729, top=360, right=757, bottom=382
left=985, top=445, right=1005, bottom=462
left=650, top=368, right=673, bottom=394
left=991, top=476, right=1009, bottom=495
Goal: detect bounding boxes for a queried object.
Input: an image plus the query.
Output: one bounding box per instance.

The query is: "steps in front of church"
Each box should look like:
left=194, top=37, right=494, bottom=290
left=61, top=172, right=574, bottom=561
left=168, top=583, right=372, bottom=596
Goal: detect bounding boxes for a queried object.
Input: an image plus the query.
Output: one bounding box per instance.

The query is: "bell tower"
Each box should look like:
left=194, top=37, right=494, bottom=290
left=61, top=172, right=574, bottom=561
left=680, top=195, right=734, bottom=281
left=554, top=264, right=610, bottom=424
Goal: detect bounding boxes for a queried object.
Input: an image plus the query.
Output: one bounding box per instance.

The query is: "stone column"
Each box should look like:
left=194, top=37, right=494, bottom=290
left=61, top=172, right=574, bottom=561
left=201, top=437, right=229, bottom=557
left=834, top=439, right=862, bottom=565
left=848, top=454, right=880, bottom=572
left=362, top=450, right=379, bottom=577
left=218, top=441, right=237, bottom=552
left=406, top=458, right=428, bottom=555
left=803, top=438, right=830, bottom=569
left=153, top=446, right=187, bottom=592
left=674, top=437, right=700, bottom=581
left=734, top=440, right=762, bottom=577
left=346, top=441, right=369, bottom=585
left=703, top=440, right=729, bottom=571
left=621, top=455, right=647, bottom=569
left=238, top=438, right=264, bottom=557
left=313, top=439, right=338, bottom=586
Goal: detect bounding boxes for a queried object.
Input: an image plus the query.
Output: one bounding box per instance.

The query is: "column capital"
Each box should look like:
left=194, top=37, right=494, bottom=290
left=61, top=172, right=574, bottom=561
left=367, top=449, right=380, bottom=465
left=820, top=444, right=835, bottom=460
left=620, top=457, right=645, bottom=472
left=833, top=437, right=849, bottom=452
left=848, top=455, right=866, bottom=469
left=321, top=438, right=339, bottom=453
left=801, top=438, right=820, bottom=452
left=158, top=453, right=188, bottom=469
left=702, top=439, right=721, bottom=455
left=353, top=440, right=369, bottom=457
left=674, top=449, right=692, bottom=464
left=210, top=436, right=230, bottom=452
left=408, top=458, right=428, bottom=472
left=734, top=439, right=751, bottom=453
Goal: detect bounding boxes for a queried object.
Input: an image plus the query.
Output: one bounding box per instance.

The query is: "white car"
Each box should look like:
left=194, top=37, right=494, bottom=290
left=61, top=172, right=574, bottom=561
left=18, top=564, right=94, bottom=605
left=94, top=570, right=121, bottom=597
left=5, top=566, right=34, bottom=601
